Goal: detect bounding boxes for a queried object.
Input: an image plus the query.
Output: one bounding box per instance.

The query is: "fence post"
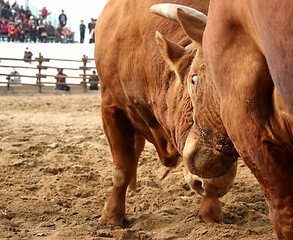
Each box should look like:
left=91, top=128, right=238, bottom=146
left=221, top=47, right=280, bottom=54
left=36, top=53, right=42, bottom=93
left=35, top=52, right=49, bottom=93
left=81, top=54, right=89, bottom=92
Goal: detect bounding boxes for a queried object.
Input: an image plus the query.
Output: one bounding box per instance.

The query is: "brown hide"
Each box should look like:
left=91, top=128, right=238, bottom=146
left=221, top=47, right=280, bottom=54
left=95, top=0, right=238, bottom=227
left=95, top=0, right=209, bottom=165
left=170, top=1, right=293, bottom=239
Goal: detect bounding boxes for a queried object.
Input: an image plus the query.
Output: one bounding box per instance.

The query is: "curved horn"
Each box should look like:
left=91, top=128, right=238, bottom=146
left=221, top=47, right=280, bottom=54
left=150, top=3, right=207, bottom=23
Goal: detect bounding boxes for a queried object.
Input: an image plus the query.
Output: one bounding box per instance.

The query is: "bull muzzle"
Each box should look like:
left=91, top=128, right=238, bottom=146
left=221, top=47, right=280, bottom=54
left=183, top=130, right=239, bottom=179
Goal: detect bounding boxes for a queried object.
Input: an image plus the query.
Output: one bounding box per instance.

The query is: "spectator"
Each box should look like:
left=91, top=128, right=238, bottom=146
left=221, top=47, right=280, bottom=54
left=88, top=70, right=99, bottom=90
left=40, top=6, right=50, bottom=19
left=37, top=14, right=47, bottom=26
left=28, top=15, right=35, bottom=26
left=62, top=27, right=73, bottom=43
left=18, top=5, right=25, bottom=15
left=7, top=68, right=21, bottom=83
left=24, top=6, right=32, bottom=20
left=11, top=2, right=20, bottom=11
left=88, top=18, right=96, bottom=43
left=89, top=28, right=95, bottom=43
left=1, top=16, right=6, bottom=25
left=39, top=27, right=48, bottom=42
left=37, top=15, right=47, bottom=42
left=87, top=18, right=95, bottom=34
left=1, top=5, right=11, bottom=20
left=55, top=68, right=70, bottom=92
left=3, top=0, right=10, bottom=10
left=0, top=18, right=9, bottom=40
left=56, top=23, right=63, bottom=42
left=28, top=21, right=37, bottom=42
left=21, top=13, right=29, bottom=24
left=79, top=20, right=86, bottom=43
left=23, top=47, right=33, bottom=62
left=58, top=9, right=67, bottom=27
left=14, top=11, right=22, bottom=23
left=45, top=21, right=56, bottom=42
left=10, top=5, right=16, bottom=20
left=18, top=21, right=28, bottom=42
left=7, top=22, right=18, bottom=42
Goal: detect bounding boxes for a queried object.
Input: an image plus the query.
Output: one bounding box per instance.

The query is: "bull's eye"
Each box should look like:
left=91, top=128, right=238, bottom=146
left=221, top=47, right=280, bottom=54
left=191, top=75, right=198, bottom=85
left=190, top=74, right=197, bottom=94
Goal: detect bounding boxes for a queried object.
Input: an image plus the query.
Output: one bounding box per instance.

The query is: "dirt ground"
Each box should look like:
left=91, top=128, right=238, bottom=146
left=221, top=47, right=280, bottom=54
left=0, top=93, right=276, bottom=240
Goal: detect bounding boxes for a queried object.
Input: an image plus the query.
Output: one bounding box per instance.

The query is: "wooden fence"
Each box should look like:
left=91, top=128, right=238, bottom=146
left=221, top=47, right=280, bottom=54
left=0, top=53, right=97, bottom=94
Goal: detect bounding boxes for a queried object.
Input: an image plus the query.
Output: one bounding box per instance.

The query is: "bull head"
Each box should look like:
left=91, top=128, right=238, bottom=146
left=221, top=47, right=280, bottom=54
left=150, top=4, right=239, bottom=180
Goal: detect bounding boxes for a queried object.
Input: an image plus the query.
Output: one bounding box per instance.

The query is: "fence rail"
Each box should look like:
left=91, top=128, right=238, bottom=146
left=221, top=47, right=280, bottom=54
left=0, top=53, right=97, bottom=94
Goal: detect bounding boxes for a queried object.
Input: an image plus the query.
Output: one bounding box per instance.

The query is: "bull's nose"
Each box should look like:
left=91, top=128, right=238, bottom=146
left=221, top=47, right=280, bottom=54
left=182, top=142, right=198, bottom=174
left=183, top=129, right=238, bottom=178
left=184, top=148, right=234, bottom=179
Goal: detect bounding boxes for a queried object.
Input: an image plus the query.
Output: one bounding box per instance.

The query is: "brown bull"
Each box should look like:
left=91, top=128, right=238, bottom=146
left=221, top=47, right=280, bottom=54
left=94, top=0, right=239, bottom=226
left=151, top=1, right=293, bottom=239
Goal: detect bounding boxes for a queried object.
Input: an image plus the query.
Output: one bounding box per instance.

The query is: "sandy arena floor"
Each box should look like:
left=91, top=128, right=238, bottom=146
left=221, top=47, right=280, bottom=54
left=0, top=94, right=276, bottom=240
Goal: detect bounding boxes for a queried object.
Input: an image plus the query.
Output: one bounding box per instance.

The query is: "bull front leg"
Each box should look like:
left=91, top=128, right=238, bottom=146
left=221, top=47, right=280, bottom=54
left=199, top=197, right=223, bottom=224
left=100, top=107, right=145, bottom=226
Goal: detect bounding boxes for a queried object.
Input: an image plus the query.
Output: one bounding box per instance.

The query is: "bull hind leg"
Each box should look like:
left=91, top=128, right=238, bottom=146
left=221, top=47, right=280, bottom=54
left=100, top=107, right=145, bottom=226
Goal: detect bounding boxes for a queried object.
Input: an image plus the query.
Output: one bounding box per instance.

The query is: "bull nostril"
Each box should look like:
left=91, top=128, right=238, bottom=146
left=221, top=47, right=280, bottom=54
left=192, top=180, right=205, bottom=196
left=194, top=180, right=202, bottom=188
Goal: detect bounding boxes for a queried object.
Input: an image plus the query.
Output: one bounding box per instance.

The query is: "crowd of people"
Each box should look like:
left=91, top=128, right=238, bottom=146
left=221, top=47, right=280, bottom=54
left=0, top=1, right=96, bottom=43
left=1, top=1, right=99, bottom=92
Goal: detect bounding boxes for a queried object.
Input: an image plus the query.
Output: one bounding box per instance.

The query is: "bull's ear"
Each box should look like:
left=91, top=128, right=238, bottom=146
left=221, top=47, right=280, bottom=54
left=155, top=31, right=187, bottom=70
left=177, top=8, right=205, bottom=43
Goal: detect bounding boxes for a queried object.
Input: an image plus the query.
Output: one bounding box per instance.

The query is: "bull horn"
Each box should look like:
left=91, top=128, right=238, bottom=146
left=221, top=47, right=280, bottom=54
left=150, top=3, right=207, bottom=23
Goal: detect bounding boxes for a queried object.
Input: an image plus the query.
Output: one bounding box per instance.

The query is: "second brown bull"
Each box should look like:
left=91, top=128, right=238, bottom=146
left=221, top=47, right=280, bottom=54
left=94, top=0, right=239, bottom=226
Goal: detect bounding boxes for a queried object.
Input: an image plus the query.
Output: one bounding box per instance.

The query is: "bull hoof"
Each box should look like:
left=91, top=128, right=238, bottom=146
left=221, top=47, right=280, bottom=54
left=99, top=214, right=124, bottom=226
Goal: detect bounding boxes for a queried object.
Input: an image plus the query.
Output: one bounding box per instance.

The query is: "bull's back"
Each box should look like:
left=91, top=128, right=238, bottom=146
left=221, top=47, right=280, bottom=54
left=95, top=0, right=209, bottom=107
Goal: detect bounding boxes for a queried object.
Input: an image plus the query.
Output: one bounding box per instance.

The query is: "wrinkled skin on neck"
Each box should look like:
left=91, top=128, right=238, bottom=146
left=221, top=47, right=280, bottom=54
left=182, top=45, right=239, bottom=178
left=152, top=8, right=239, bottom=179
left=153, top=33, right=238, bottom=221
left=153, top=26, right=239, bottom=195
